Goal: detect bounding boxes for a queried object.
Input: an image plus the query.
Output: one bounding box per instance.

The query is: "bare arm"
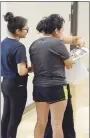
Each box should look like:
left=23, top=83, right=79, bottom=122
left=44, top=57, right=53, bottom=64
left=64, top=58, right=75, bottom=69
left=37, top=33, right=85, bottom=47
left=17, top=62, right=29, bottom=76
left=61, top=34, right=85, bottom=47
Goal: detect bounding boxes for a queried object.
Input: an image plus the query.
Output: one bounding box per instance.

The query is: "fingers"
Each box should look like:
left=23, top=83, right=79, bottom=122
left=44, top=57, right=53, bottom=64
left=76, top=39, right=85, bottom=48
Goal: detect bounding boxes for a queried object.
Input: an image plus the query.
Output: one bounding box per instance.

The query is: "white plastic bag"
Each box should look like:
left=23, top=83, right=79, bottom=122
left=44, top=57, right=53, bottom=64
left=66, top=59, right=89, bottom=85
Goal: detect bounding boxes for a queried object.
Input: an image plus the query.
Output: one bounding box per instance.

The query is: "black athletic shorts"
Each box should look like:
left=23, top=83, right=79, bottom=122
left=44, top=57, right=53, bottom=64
left=33, top=84, right=71, bottom=104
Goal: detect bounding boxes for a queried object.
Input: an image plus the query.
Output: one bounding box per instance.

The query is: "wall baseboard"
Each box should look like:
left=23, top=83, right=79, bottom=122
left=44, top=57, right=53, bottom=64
left=24, top=102, right=35, bottom=114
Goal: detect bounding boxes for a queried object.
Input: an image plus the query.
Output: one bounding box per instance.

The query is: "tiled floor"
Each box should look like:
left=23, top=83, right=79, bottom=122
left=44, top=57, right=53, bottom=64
left=17, top=78, right=89, bottom=138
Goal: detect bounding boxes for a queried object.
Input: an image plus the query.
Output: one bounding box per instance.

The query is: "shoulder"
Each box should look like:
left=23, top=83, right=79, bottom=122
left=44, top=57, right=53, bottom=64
left=14, top=41, right=25, bottom=50
left=1, top=37, right=8, bottom=45
left=29, top=39, right=40, bottom=52
left=46, top=37, right=65, bottom=50
left=11, top=41, right=26, bottom=55
left=51, top=37, right=64, bottom=45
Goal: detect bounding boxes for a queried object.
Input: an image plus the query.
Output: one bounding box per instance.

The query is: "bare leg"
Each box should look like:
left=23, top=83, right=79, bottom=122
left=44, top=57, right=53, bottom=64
left=34, top=102, right=49, bottom=138
left=50, top=100, right=67, bottom=138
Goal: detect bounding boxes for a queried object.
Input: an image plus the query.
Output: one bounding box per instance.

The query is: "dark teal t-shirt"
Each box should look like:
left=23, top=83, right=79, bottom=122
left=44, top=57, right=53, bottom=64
left=1, top=37, right=27, bottom=78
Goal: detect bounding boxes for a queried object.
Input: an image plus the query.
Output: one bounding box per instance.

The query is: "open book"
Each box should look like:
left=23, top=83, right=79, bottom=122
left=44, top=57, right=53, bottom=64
left=70, top=47, right=89, bottom=61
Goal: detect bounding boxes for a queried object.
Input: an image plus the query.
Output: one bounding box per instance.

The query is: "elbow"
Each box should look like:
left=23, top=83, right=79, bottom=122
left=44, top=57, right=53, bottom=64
left=65, top=64, right=72, bottom=69
left=64, top=58, right=75, bottom=69
left=18, top=72, right=26, bottom=76
left=65, top=62, right=74, bottom=69
left=18, top=70, right=28, bottom=76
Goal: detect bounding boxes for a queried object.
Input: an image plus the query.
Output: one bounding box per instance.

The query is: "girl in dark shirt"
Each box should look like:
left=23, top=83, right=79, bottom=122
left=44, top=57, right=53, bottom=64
left=36, top=15, right=85, bottom=138
left=29, top=14, right=75, bottom=138
left=1, top=12, right=31, bottom=138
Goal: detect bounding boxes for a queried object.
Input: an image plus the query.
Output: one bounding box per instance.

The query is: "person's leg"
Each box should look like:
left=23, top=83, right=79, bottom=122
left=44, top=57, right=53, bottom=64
left=7, top=86, right=27, bottom=138
left=44, top=100, right=76, bottom=138
left=50, top=100, right=67, bottom=138
left=34, top=102, right=49, bottom=138
left=63, top=98, right=76, bottom=138
left=63, top=84, right=76, bottom=138
left=44, top=111, right=52, bottom=138
left=44, top=84, right=76, bottom=138
left=1, top=92, right=10, bottom=138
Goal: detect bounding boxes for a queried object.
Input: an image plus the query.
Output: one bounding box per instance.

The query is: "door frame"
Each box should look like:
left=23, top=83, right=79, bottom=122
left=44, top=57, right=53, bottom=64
left=70, top=1, right=78, bottom=50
